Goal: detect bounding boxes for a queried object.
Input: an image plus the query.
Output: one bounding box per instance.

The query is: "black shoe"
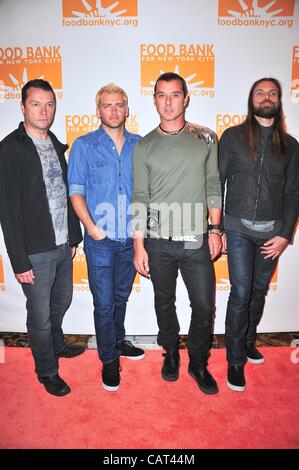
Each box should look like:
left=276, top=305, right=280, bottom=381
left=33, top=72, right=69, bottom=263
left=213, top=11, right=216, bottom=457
left=118, top=340, right=145, bottom=360
left=188, top=363, right=218, bottom=395
left=246, top=344, right=264, bottom=364
left=38, top=374, right=71, bottom=397
left=56, top=343, right=86, bottom=358
left=227, top=365, right=246, bottom=392
left=161, top=349, right=180, bottom=381
left=102, top=358, right=121, bottom=392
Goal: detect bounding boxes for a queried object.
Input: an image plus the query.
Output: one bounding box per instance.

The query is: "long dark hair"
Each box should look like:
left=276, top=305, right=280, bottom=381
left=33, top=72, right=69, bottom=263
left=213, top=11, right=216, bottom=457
left=244, top=77, right=287, bottom=159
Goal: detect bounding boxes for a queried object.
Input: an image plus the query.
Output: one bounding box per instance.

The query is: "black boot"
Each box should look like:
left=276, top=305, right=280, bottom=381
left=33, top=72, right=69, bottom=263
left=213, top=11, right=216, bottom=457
left=188, top=356, right=218, bottom=395
left=38, top=374, right=71, bottom=397
left=162, top=348, right=180, bottom=381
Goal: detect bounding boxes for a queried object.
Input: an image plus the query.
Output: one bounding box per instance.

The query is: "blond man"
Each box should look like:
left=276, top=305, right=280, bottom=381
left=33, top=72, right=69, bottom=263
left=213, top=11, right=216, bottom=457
left=68, top=84, right=144, bottom=392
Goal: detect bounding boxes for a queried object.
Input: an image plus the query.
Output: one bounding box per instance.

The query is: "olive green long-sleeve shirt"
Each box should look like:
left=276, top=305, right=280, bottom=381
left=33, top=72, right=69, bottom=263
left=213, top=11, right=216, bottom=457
left=132, top=122, right=221, bottom=238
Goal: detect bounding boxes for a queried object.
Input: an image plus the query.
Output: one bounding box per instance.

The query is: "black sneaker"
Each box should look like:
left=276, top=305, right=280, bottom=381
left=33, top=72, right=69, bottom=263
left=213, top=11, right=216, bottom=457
left=246, top=345, right=264, bottom=364
left=118, top=340, right=145, bottom=360
left=38, top=374, right=71, bottom=397
left=102, top=358, right=120, bottom=392
left=188, top=363, right=218, bottom=395
left=227, top=365, right=246, bottom=392
left=162, top=349, right=180, bottom=381
left=56, top=343, right=86, bottom=358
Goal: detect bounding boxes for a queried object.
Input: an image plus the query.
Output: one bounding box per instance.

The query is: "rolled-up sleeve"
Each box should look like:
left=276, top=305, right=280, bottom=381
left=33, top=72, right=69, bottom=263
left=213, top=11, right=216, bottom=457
left=68, top=138, right=88, bottom=197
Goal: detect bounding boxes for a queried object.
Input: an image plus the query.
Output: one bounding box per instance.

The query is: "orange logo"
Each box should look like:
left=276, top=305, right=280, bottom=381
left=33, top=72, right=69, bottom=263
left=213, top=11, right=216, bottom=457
left=215, top=255, right=278, bottom=291
left=66, top=114, right=100, bottom=156
left=0, top=256, right=4, bottom=284
left=215, top=255, right=230, bottom=291
left=0, top=255, right=5, bottom=292
left=62, top=0, right=138, bottom=27
left=269, top=264, right=278, bottom=291
left=291, top=45, right=299, bottom=95
left=216, top=114, right=246, bottom=139
left=140, top=43, right=215, bottom=98
left=73, top=245, right=89, bottom=290
left=125, top=114, right=139, bottom=134
left=0, top=45, right=62, bottom=101
left=217, top=0, right=294, bottom=27
left=132, top=272, right=140, bottom=293
left=66, top=113, right=139, bottom=154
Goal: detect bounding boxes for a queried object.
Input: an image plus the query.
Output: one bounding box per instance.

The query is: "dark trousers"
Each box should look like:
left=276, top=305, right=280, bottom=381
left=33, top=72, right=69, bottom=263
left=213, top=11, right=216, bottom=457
left=84, top=236, right=136, bottom=364
left=225, top=230, right=278, bottom=366
left=22, top=244, right=73, bottom=377
left=145, top=235, right=215, bottom=363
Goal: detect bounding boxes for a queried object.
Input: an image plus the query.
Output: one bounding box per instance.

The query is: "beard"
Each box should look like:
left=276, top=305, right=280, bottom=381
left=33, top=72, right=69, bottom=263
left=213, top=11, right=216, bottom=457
left=253, top=101, right=280, bottom=119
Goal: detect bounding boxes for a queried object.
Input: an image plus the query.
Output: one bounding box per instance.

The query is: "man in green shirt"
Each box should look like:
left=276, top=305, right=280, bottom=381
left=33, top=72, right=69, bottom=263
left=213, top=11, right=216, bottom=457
left=132, top=73, right=222, bottom=394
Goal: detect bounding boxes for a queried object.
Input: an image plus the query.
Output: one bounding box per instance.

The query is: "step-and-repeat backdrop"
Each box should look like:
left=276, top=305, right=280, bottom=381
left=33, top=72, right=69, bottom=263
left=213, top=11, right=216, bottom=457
left=0, top=0, right=298, bottom=334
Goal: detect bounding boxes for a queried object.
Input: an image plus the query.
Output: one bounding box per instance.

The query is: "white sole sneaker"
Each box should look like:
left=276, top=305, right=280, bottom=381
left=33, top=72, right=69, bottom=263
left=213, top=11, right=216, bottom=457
left=227, top=379, right=246, bottom=392
left=121, top=353, right=145, bottom=361
left=247, top=356, right=264, bottom=364
left=102, top=383, right=120, bottom=392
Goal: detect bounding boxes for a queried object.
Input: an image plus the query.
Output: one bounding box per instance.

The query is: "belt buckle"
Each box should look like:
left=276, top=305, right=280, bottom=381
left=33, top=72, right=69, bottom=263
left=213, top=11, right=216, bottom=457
left=169, top=235, right=197, bottom=242
left=171, top=236, right=184, bottom=242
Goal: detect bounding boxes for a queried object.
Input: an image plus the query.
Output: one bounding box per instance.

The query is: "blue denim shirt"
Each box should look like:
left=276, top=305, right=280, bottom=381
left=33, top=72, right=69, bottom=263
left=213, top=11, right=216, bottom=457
left=68, top=125, right=141, bottom=240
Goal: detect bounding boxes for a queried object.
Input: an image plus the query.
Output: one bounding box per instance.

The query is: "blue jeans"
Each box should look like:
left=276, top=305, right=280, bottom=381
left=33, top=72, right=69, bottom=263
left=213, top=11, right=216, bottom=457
left=225, top=230, right=278, bottom=366
left=21, top=244, right=73, bottom=377
left=145, top=235, right=215, bottom=364
left=84, top=236, right=136, bottom=364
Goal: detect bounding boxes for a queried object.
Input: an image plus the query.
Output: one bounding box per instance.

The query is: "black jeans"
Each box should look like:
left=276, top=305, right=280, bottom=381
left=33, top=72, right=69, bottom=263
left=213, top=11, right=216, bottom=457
left=21, top=244, right=73, bottom=377
left=225, top=230, right=278, bottom=366
left=145, top=235, right=215, bottom=363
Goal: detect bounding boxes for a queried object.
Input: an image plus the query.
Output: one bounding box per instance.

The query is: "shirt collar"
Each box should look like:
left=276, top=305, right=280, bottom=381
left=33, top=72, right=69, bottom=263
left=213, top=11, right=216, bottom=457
left=97, top=124, right=131, bottom=143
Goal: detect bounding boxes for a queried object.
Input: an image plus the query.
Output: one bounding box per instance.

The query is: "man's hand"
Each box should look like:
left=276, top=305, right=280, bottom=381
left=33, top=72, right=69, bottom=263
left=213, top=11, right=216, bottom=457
left=134, top=246, right=150, bottom=277
left=221, top=233, right=227, bottom=254
left=88, top=224, right=107, bottom=241
left=15, top=270, right=35, bottom=285
left=70, top=195, right=106, bottom=241
left=208, top=233, right=222, bottom=260
left=260, top=236, right=289, bottom=260
left=71, top=247, right=77, bottom=258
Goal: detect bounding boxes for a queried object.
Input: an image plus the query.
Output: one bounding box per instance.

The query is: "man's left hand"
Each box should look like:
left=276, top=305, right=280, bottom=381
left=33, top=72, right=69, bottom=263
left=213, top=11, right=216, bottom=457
left=71, top=247, right=77, bottom=258
left=208, top=233, right=222, bottom=260
left=260, top=236, right=289, bottom=260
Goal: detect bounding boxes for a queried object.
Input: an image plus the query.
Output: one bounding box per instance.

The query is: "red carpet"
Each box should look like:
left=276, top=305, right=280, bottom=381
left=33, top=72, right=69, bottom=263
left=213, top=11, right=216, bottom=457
left=0, top=347, right=298, bottom=449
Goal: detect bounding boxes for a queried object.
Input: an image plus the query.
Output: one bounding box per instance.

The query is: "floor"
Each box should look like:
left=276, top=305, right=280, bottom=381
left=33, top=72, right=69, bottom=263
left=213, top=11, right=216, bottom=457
left=1, top=331, right=298, bottom=349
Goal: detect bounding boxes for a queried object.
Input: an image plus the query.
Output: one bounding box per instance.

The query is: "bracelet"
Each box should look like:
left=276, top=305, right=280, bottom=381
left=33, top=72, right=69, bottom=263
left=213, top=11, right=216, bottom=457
left=208, top=224, right=222, bottom=230
left=209, top=231, right=222, bottom=236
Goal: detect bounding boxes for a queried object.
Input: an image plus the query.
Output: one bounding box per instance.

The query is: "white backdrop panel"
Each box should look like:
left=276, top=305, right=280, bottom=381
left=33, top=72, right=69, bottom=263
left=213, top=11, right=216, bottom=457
left=0, top=0, right=298, bottom=333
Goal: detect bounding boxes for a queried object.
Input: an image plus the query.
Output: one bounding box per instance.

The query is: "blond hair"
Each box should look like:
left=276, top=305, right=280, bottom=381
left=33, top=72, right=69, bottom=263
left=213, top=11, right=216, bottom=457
left=95, top=83, right=128, bottom=107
